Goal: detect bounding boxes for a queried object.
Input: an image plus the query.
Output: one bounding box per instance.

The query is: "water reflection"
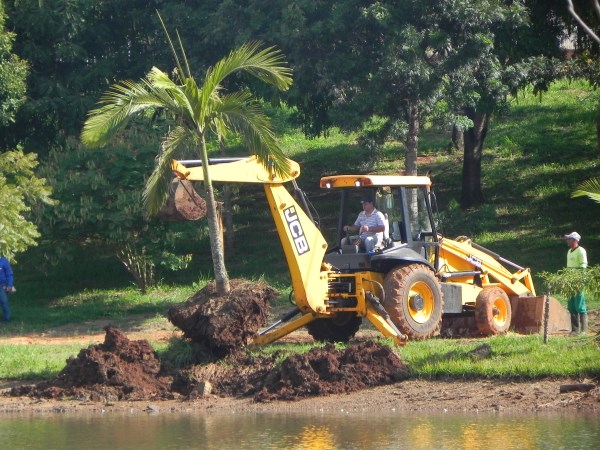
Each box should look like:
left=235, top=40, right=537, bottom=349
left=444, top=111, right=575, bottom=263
left=0, top=410, right=598, bottom=450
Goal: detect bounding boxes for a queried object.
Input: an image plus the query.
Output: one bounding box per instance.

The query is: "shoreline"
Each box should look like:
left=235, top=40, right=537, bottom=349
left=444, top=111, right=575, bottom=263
left=2, top=378, right=598, bottom=416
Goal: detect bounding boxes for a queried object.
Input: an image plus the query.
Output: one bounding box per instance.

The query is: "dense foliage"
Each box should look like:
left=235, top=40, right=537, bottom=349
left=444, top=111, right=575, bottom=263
left=40, top=132, right=198, bottom=293
left=0, top=149, right=54, bottom=259
left=0, top=2, right=27, bottom=128
left=539, top=266, right=600, bottom=299
left=81, top=36, right=293, bottom=294
left=0, top=0, right=598, bottom=291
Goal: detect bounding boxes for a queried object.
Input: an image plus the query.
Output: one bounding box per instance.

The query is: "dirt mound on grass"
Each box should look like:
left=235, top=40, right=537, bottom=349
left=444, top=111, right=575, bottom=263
left=253, top=340, right=408, bottom=401
left=6, top=278, right=409, bottom=403
left=173, top=340, right=408, bottom=402
left=9, top=326, right=173, bottom=402
left=168, top=278, right=277, bottom=357
left=7, top=329, right=406, bottom=404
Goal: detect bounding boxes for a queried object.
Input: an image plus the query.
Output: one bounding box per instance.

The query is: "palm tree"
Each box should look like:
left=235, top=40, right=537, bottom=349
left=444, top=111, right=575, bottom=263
left=572, top=178, right=600, bottom=204
left=81, top=38, right=292, bottom=295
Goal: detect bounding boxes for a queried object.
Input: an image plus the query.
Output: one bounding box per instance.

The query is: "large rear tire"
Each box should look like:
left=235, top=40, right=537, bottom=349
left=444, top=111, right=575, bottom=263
left=474, top=287, right=511, bottom=335
left=306, top=313, right=362, bottom=343
left=383, top=264, right=443, bottom=340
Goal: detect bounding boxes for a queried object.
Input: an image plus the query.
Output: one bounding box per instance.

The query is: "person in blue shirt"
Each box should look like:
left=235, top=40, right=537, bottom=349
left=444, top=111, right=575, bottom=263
left=0, top=256, right=15, bottom=323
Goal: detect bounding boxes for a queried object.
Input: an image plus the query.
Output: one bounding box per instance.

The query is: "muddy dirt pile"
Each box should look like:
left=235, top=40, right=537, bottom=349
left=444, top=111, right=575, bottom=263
left=9, top=326, right=173, bottom=402
left=7, top=329, right=406, bottom=404
left=168, top=279, right=277, bottom=357
left=173, top=340, right=408, bottom=402
left=253, top=340, right=409, bottom=401
left=7, top=279, right=409, bottom=404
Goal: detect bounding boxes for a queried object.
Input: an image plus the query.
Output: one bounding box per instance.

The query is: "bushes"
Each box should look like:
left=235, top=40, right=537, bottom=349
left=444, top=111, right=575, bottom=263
left=436, top=199, right=498, bottom=238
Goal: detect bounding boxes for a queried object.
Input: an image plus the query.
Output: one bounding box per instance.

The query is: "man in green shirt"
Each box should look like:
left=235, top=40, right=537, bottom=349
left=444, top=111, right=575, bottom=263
left=564, top=232, right=588, bottom=335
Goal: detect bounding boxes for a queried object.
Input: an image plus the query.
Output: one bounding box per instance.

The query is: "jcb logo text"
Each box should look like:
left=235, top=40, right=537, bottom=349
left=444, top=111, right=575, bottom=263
left=284, top=206, right=310, bottom=255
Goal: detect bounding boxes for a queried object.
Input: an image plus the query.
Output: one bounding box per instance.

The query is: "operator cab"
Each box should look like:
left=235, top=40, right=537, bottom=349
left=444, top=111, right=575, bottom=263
left=320, top=174, right=439, bottom=272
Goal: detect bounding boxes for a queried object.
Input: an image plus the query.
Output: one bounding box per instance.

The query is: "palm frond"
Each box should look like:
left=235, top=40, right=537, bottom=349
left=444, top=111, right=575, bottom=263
left=235, top=43, right=293, bottom=90
left=81, top=80, right=159, bottom=147
left=225, top=42, right=292, bottom=89
left=156, top=12, right=187, bottom=81
left=176, top=29, right=193, bottom=80
left=146, top=67, right=195, bottom=118
left=82, top=69, right=195, bottom=147
left=216, top=92, right=290, bottom=177
left=143, top=125, right=197, bottom=216
left=201, top=42, right=292, bottom=111
left=572, top=178, right=600, bottom=204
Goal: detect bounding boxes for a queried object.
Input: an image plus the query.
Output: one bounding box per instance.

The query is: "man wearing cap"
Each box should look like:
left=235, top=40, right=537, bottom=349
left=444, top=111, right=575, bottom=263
left=564, top=232, right=588, bottom=335
left=343, top=196, right=386, bottom=253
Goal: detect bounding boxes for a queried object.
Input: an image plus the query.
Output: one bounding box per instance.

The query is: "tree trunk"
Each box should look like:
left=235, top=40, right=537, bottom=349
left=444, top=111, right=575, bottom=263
left=220, top=140, right=235, bottom=257
left=405, top=100, right=421, bottom=238
left=200, top=138, right=230, bottom=295
left=461, top=109, right=489, bottom=209
left=448, top=125, right=464, bottom=155
left=405, top=101, right=420, bottom=176
left=222, top=186, right=234, bottom=257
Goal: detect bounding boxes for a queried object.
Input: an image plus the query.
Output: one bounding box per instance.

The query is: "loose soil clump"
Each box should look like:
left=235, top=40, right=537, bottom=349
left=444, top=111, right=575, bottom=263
left=172, top=340, right=407, bottom=402
left=168, top=278, right=277, bottom=357
left=9, top=326, right=172, bottom=402
left=254, top=340, right=408, bottom=401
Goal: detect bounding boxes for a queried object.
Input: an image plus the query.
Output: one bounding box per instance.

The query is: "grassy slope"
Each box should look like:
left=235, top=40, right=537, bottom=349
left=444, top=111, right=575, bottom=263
left=229, top=79, right=600, bottom=297
left=1, top=80, right=599, bottom=381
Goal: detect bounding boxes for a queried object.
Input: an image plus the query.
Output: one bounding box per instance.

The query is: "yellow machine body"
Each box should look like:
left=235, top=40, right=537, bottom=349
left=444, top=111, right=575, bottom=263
left=171, top=157, right=571, bottom=343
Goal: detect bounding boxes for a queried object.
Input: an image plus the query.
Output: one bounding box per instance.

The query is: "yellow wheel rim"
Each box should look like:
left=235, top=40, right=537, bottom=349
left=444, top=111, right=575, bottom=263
left=407, top=281, right=435, bottom=324
left=492, top=296, right=509, bottom=327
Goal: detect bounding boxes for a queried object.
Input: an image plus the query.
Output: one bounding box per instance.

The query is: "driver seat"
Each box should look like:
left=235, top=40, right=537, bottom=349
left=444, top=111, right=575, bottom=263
left=374, top=212, right=391, bottom=251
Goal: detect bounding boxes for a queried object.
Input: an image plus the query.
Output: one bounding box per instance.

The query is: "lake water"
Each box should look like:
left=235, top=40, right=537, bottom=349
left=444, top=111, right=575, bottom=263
left=1, top=410, right=598, bottom=449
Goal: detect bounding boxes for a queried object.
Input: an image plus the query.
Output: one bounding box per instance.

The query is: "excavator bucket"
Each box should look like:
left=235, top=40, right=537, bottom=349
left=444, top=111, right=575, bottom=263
left=510, top=295, right=571, bottom=335
left=156, top=179, right=206, bottom=221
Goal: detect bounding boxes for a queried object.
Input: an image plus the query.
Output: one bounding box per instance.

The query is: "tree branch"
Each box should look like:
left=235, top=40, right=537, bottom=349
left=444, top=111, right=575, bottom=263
left=567, top=0, right=600, bottom=45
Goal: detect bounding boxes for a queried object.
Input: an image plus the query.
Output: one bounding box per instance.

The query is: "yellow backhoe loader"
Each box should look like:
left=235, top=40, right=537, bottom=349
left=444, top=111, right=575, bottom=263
left=171, top=156, right=571, bottom=345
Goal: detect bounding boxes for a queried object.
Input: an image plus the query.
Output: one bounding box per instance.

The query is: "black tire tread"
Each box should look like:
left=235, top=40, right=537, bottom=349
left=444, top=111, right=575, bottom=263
left=383, top=264, right=444, bottom=340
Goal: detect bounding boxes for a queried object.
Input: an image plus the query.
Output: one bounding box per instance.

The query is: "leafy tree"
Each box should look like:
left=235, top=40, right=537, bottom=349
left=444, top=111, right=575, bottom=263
left=565, top=1, right=600, bottom=207
left=0, top=4, right=51, bottom=260
left=2, top=0, right=167, bottom=153
left=205, top=1, right=544, bottom=208
left=81, top=36, right=292, bottom=295
left=40, top=135, right=195, bottom=293
left=539, top=265, right=600, bottom=300
left=0, top=0, right=27, bottom=128
left=0, top=149, right=54, bottom=259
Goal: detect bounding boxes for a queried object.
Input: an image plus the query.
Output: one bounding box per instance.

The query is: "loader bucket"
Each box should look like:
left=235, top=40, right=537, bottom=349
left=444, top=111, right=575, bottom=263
left=510, top=295, right=571, bottom=335
left=156, top=179, right=206, bottom=221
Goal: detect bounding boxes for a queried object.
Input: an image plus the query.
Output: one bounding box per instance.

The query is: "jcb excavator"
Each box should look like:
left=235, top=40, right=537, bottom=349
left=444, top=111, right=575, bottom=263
left=171, top=156, right=571, bottom=345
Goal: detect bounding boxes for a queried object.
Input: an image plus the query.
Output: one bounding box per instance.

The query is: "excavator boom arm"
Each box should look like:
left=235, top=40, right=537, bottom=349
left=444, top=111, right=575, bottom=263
left=172, top=157, right=329, bottom=315
left=171, top=156, right=301, bottom=184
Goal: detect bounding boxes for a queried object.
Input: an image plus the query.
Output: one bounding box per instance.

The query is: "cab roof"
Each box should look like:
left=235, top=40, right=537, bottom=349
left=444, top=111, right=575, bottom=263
left=320, top=174, right=432, bottom=188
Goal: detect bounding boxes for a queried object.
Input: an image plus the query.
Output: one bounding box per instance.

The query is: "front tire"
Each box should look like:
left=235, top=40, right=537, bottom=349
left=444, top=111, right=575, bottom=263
left=306, top=313, right=362, bottom=343
left=383, top=264, right=443, bottom=340
left=474, top=287, right=511, bottom=335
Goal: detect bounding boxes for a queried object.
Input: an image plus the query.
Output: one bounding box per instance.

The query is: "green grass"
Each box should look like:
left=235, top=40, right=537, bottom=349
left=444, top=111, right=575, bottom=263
left=400, top=334, right=599, bottom=379
left=2, top=333, right=597, bottom=382
left=1, top=284, right=199, bottom=335
left=0, top=344, right=85, bottom=380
